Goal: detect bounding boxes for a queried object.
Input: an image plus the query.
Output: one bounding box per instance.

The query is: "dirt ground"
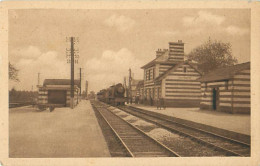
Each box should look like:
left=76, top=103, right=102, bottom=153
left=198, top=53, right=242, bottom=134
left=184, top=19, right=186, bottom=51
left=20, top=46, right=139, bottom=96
left=132, top=104, right=250, bottom=135
left=9, top=100, right=110, bottom=158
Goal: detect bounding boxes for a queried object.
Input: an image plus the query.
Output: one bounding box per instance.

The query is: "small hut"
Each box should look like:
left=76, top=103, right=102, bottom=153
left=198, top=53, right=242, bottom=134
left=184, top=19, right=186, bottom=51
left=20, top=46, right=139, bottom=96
left=38, top=79, right=80, bottom=107
left=198, top=62, right=250, bottom=114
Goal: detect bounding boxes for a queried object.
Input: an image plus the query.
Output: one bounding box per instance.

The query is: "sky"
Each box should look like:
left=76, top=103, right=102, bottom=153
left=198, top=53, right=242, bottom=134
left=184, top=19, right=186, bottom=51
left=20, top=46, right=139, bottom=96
left=8, top=9, right=250, bottom=93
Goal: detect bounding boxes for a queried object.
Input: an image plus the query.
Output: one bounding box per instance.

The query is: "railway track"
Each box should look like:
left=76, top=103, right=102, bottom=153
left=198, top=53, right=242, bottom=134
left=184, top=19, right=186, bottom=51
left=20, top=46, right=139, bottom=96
left=91, top=101, right=180, bottom=157
left=117, top=105, right=250, bottom=157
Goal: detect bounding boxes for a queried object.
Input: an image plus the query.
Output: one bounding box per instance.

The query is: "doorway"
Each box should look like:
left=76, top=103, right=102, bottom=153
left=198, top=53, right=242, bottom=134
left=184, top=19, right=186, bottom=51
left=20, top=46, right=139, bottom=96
left=212, top=88, right=219, bottom=110
left=48, top=90, right=67, bottom=106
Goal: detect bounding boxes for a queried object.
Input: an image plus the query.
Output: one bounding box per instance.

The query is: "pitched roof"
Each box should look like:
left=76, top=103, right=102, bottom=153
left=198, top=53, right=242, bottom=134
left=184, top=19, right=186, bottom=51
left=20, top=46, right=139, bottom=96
left=155, top=60, right=203, bottom=82
left=198, top=62, right=250, bottom=82
left=141, top=50, right=180, bottom=69
left=43, top=79, right=81, bottom=87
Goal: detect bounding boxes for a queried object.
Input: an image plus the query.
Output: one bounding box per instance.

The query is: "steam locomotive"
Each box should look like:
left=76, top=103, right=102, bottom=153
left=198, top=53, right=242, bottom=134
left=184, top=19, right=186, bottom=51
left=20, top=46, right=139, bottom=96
left=97, top=83, right=126, bottom=106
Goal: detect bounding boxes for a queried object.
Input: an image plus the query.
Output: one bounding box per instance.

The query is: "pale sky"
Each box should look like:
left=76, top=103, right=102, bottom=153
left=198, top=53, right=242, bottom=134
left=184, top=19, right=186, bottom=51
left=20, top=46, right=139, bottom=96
left=9, top=9, right=250, bottom=93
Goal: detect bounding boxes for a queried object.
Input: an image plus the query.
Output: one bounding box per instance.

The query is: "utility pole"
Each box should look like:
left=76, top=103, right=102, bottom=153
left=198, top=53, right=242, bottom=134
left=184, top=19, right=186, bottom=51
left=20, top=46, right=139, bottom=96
left=124, top=77, right=128, bottom=104
left=85, top=80, right=88, bottom=100
left=79, top=68, right=82, bottom=96
left=37, top=73, right=40, bottom=86
left=66, top=37, right=79, bottom=109
left=129, top=68, right=132, bottom=104
left=70, top=37, right=75, bottom=109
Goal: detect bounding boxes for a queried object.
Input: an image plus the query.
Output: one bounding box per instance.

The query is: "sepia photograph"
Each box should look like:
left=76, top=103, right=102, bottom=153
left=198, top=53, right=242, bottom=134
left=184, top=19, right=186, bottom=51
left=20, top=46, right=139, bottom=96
left=1, top=1, right=260, bottom=166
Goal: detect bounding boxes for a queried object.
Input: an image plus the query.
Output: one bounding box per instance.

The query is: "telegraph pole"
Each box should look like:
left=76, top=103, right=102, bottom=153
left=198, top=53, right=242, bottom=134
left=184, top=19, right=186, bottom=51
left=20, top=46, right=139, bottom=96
left=124, top=77, right=128, bottom=104
left=66, top=37, right=79, bottom=109
left=70, top=37, right=75, bottom=109
left=37, top=73, right=40, bottom=86
left=79, top=68, right=82, bottom=96
left=129, top=68, right=132, bottom=104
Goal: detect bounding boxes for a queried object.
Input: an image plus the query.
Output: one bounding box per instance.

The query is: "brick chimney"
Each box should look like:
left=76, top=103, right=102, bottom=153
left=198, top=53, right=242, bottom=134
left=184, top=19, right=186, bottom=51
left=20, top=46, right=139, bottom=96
left=156, top=49, right=168, bottom=58
left=168, top=40, right=184, bottom=62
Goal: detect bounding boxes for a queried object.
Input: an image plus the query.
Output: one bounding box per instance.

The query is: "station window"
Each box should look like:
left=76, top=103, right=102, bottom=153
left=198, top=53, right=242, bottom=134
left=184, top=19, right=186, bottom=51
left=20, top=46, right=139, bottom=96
left=225, top=81, right=228, bottom=90
left=146, top=70, right=149, bottom=81
left=153, top=68, right=155, bottom=79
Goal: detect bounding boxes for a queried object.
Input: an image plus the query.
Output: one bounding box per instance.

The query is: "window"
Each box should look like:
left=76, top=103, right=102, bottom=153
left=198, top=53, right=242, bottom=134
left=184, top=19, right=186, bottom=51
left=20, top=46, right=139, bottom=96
left=225, top=81, right=228, bottom=90
left=183, top=67, right=187, bottom=73
left=153, top=68, right=155, bottom=79
left=146, top=70, right=149, bottom=81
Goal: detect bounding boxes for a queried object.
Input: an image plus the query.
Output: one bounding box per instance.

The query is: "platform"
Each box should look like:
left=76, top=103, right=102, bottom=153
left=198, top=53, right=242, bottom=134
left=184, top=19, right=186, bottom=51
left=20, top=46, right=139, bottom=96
left=130, top=104, right=250, bottom=143
left=9, top=100, right=110, bottom=157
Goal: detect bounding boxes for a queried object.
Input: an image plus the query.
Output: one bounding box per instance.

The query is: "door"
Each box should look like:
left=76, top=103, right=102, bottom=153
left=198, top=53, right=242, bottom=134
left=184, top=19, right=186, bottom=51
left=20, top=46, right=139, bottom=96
left=48, top=90, right=67, bottom=106
left=212, top=88, right=219, bottom=110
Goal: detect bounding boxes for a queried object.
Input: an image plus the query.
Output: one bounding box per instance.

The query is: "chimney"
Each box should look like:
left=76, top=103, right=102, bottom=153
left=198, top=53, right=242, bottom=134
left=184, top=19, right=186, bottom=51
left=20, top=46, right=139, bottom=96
left=168, top=40, right=184, bottom=62
left=156, top=48, right=166, bottom=58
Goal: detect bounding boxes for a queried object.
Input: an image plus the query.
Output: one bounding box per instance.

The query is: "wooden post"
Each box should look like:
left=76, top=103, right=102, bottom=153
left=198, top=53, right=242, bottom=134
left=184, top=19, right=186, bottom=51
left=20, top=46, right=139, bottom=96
left=70, top=37, right=74, bottom=109
left=129, top=68, right=132, bottom=104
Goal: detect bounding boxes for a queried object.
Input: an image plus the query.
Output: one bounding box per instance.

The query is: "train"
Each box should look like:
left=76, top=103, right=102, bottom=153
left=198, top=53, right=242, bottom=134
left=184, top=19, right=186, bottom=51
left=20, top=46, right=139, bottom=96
left=97, top=83, right=126, bottom=106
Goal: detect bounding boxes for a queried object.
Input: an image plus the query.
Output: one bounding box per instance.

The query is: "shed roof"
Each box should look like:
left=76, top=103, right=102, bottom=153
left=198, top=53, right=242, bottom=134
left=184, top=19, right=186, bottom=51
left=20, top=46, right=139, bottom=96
left=197, top=62, right=250, bottom=82
left=43, top=79, right=81, bottom=87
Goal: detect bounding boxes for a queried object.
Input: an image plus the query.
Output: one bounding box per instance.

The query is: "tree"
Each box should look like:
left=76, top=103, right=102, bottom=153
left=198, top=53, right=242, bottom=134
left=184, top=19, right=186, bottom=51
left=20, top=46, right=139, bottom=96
left=9, top=62, right=19, bottom=81
left=188, top=39, right=238, bottom=73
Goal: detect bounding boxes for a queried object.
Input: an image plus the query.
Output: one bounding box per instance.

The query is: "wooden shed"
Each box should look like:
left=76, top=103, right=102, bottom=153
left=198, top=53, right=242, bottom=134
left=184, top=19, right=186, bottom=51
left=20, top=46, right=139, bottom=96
left=38, top=79, right=80, bottom=107
left=198, top=62, right=250, bottom=114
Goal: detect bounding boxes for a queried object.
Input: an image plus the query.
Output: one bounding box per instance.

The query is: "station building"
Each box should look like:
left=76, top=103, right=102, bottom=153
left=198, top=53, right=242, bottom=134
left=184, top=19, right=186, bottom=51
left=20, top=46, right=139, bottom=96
left=38, top=79, right=80, bottom=107
left=141, top=40, right=203, bottom=107
left=198, top=62, right=250, bottom=114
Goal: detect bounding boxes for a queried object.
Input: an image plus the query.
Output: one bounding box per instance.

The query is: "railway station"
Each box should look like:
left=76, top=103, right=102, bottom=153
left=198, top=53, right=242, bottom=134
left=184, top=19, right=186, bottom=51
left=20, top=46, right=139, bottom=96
left=9, top=43, right=251, bottom=158
left=140, top=40, right=203, bottom=107
left=9, top=40, right=251, bottom=158
left=91, top=40, right=250, bottom=157
left=8, top=9, right=252, bottom=159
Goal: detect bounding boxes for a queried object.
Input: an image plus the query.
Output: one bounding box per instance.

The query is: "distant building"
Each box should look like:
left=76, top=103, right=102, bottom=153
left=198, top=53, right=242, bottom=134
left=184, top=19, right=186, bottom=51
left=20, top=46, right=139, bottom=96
left=130, top=79, right=143, bottom=103
left=136, top=80, right=144, bottom=103
left=38, top=79, right=80, bottom=107
left=141, top=40, right=202, bottom=107
left=198, top=62, right=250, bottom=114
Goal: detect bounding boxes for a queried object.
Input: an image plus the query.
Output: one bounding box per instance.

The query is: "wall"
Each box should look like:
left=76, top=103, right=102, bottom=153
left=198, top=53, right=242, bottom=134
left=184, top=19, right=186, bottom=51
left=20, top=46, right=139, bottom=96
left=38, top=89, right=48, bottom=104
left=38, top=87, right=79, bottom=107
left=159, top=64, right=173, bottom=75
left=200, top=80, right=232, bottom=112
left=66, top=90, right=79, bottom=107
left=164, top=64, right=201, bottom=107
left=200, top=68, right=250, bottom=114
left=232, top=69, right=250, bottom=113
